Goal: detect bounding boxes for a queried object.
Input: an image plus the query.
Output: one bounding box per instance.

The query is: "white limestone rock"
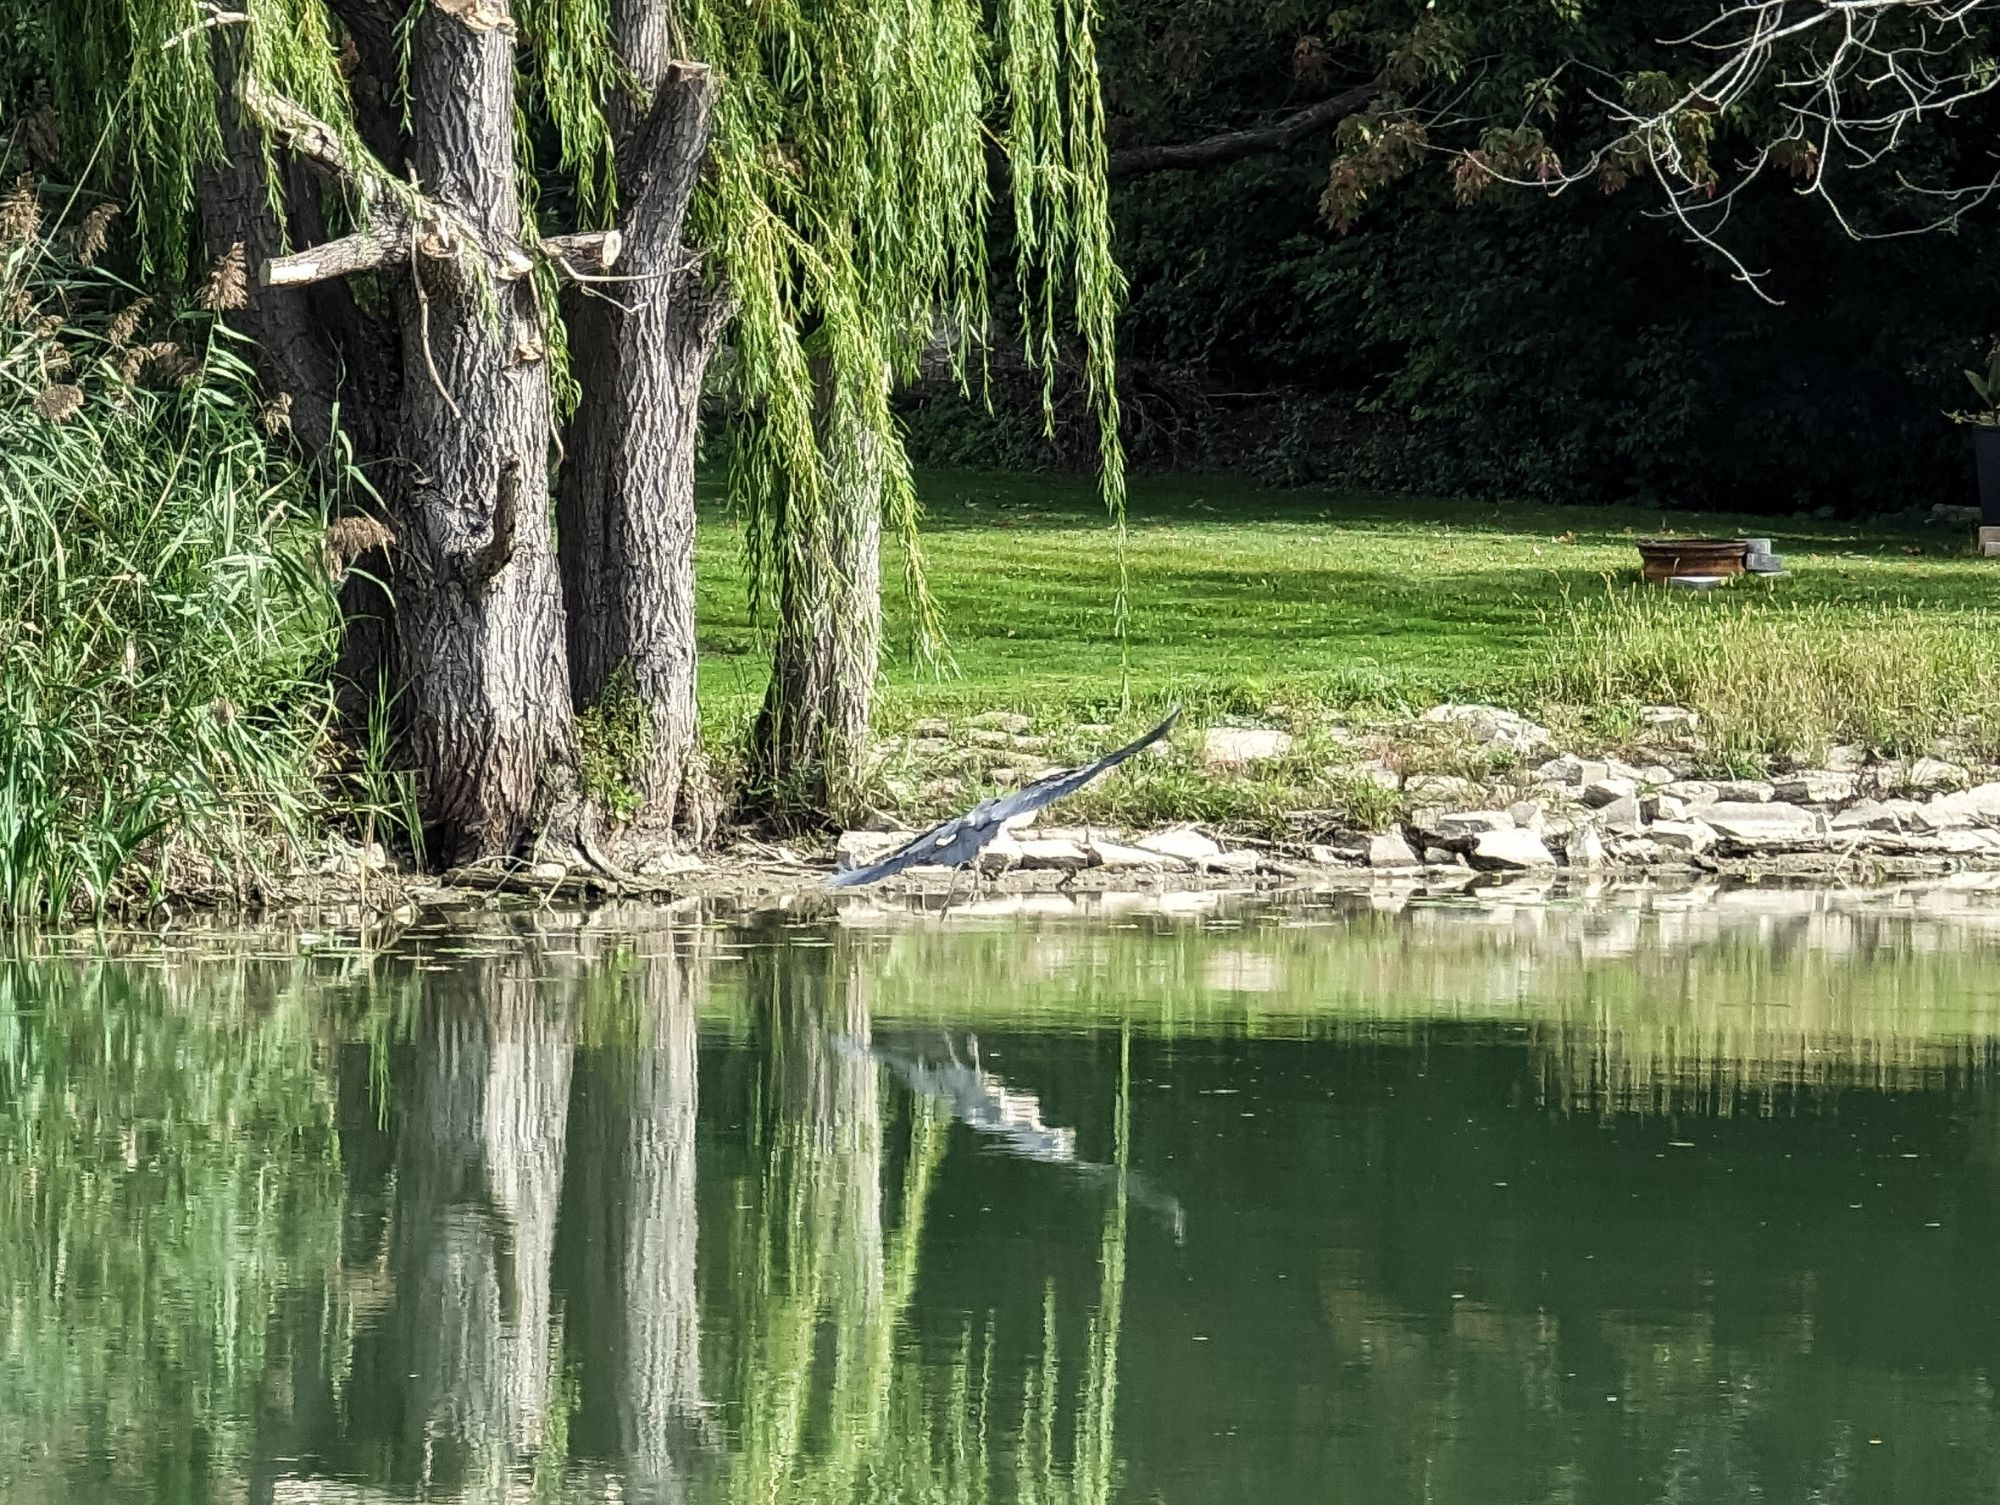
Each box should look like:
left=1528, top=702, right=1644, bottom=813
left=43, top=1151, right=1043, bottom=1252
left=1711, top=779, right=1777, bottom=804
left=1420, top=703, right=1555, bottom=758
left=1580, top=777, right=1639, bottom=809
left=1664, top=780, right=1720, bottom=806
left=1566, top=824, right=1607, bottom=868
left=1773, top=771, right=1859, bottom=805
left=1350, top=759, right=1402, bottom=791
left=1830, top=799, right=1927, bottom=833
left=1136, top=826, right=1224, bottom=863
left=1897, top=756, right=1971, bottom=793
left=1202, top=726, right=1294, bottom=768
left=1466, top=828, right=1557, bottom=870
left=1599, top=795, right=1647, bottom=835
left=1650, top=819, right=1717, bottom=856
left=1431, top=810, right=1515, bottom=838
left=969, top=710, right=1032, bottom=734
left=1533, top=754, right=1611, bottom=787
left=1013, top=838, right=1092, bottom=872
left=1361, top=832, right=1420, bottom=868
left=1088, top=838, right=1178, bottom=870
left=838, top=829, right=912, bottom=865
left=1507, top=800, right=1550, bottom=834
left=1206, top=850, right=1264, bottom=875
left=1701, top=802, right=1822, bottom=846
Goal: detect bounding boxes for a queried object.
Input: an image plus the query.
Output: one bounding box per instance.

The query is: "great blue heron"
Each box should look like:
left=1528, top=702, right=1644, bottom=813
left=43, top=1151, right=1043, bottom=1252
left=827, top=707, right=1181, bottom=888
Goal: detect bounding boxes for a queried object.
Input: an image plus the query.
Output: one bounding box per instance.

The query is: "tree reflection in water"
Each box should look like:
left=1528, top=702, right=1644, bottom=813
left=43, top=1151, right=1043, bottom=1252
left=16, top=892, right=2000, bottom=1503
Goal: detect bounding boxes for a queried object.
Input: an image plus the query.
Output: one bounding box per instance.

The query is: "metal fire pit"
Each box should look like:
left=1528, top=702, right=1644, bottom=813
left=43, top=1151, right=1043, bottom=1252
left=1636, top=538, right=1749, bottom=584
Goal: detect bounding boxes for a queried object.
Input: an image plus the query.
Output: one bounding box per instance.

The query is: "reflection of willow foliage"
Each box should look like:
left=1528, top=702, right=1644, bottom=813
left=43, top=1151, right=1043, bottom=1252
left=0, top=206, right=339, bottom=916
left=0, top=954, right=343, bottom=1500
left=1018, top=1027, right=1127, bottom=1505
left=715, top=1089, right=951, bottom=1502
left=708, top=1001, right=1132, bottom=1505
left=39, top=0, right=1130, bottom=651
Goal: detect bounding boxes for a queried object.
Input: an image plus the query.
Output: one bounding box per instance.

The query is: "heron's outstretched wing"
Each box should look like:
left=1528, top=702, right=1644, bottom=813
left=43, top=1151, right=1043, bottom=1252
left=978, top=706, right=1181, bottom=823
left=826, top=707, right=1181, bottom=888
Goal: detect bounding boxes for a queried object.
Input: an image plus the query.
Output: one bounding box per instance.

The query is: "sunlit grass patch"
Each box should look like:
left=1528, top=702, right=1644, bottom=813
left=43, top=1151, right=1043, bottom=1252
left=1542, top=585, right=2000, bottom=771
left=696, top=470, right=1996, bottom=827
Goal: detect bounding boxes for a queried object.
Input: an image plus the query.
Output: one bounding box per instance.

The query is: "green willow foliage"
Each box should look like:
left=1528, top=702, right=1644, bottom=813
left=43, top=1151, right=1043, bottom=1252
left=0, top=201, right=339, bottom=916
left=35, top=0, right=1130, bottom=651
left=47, top=0, right=361, bottom=284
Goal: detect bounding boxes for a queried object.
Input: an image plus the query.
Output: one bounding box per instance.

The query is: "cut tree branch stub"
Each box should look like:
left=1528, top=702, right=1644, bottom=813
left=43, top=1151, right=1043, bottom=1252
left=262, top=222, right=411, bottom=286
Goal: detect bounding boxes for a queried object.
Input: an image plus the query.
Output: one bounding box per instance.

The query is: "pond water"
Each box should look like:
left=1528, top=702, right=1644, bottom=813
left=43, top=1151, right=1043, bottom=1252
left=7, top=883, right=2000, bottom=1504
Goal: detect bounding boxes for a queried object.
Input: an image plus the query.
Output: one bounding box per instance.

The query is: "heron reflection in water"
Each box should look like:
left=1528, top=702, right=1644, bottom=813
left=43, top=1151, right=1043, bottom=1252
left=838, top=1030, right=1186, bottom=1242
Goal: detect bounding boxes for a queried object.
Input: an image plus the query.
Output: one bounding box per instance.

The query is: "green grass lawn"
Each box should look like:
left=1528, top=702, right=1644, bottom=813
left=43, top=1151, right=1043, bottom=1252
left=694, top=467, right=1993, bottom=732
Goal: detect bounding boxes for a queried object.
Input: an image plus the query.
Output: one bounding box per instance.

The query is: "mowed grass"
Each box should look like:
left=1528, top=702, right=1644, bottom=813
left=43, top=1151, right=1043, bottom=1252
left=694, top=468, right=1996, bottom=734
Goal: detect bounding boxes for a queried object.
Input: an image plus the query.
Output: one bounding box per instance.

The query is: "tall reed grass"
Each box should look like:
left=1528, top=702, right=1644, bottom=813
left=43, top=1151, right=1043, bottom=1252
left=0, top=189, right=341, bottom=917
left=1543, top=585, right=2000, bottom=770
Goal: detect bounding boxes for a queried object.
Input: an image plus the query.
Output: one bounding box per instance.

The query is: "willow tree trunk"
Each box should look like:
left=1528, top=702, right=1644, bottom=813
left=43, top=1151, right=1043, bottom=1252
left=198, top=26, right=403, bottom=733
left=750, top=368, right=886, bottom=823
left=558, top=16, right=729, bottom=841
left=389, top=5, right=577, bottom=863
left=237, top=0, right=596, bottom=866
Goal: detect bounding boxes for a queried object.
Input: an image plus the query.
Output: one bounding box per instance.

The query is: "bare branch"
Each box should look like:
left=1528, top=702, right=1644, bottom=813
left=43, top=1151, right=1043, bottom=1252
left=1109, top=84, right=1377, bottom=179
left=1441, top=0, right=2000, bottom=297
left=261, top=223, right=410, bottom=286
left=237, top=78, right=374, bottom=193
left=164, top=4, right=247, bottom=50
left=409, top=210, right=462, bottom=420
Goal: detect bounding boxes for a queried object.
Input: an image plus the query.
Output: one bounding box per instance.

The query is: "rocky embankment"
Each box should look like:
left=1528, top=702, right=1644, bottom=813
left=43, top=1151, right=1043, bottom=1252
left=839, top=703, right=2000, bottom=888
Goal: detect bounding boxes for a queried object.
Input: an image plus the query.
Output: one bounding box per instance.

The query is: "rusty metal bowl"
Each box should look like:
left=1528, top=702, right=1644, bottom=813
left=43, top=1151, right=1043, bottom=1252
left=1636, top=538, right=1748, bottom=584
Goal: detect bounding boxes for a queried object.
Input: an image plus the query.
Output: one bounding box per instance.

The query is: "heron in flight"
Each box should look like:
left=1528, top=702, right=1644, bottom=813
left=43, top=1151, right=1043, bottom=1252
left=828, top=707, right=1181, bottom=888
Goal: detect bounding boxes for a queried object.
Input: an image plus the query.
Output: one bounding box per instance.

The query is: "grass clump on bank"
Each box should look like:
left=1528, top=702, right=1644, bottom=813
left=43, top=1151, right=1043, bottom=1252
left=1544, top=588, right=2000, bottom=772
left=0, top=197, right=340, bottom=917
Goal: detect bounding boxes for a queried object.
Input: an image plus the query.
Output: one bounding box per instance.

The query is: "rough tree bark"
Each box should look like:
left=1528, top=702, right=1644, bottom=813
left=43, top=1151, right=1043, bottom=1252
left=198, top=32, right=400, bottom=460
left=388, top=4, right=575, bottom=861
left=238, top=0, right=626, bottom=863
left=558, top=13, right=729, bottom=841
left=749, top=364, right=887, bottom=824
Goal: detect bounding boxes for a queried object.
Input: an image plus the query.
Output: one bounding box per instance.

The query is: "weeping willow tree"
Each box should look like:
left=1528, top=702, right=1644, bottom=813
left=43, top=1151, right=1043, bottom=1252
left=20, top=0, right=1125, bottom=859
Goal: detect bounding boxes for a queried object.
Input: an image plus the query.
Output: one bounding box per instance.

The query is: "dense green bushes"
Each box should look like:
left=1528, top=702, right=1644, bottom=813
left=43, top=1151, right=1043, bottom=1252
left=920, top=0, right=2000, bottom=516
left=0, top=194, right=341, bottom=916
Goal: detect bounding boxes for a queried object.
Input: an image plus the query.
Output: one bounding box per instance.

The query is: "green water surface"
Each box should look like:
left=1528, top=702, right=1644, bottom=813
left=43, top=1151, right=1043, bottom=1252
left=5, top=884, right=2000, bottom=1504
